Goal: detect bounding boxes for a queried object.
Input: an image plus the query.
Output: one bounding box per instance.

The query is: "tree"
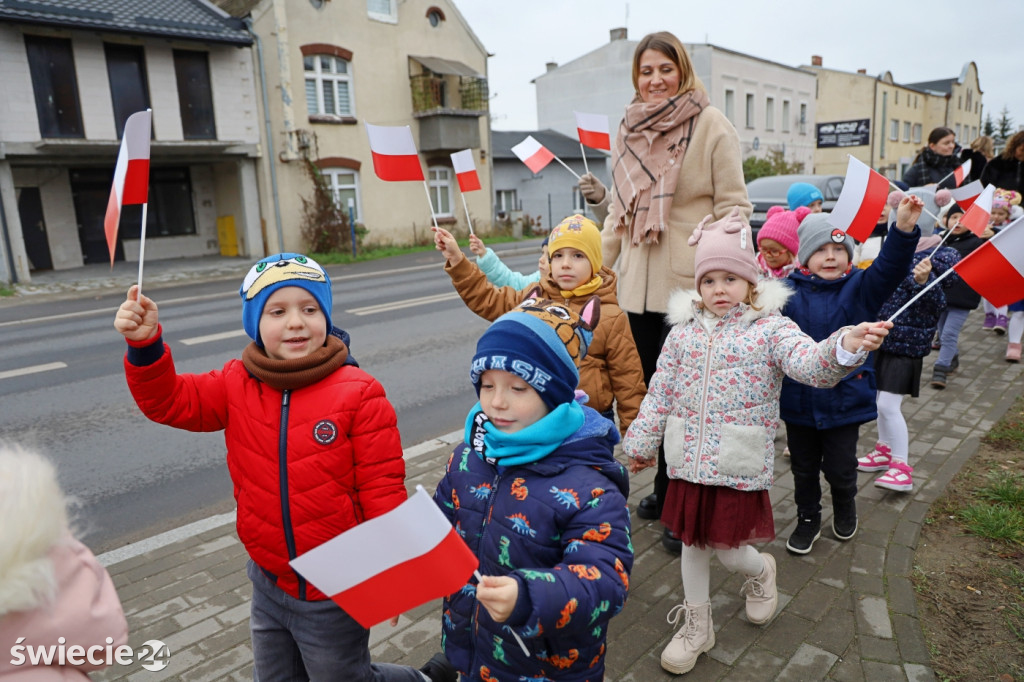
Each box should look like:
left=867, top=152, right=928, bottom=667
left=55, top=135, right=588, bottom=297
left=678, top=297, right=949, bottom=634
left=742, top=148, right=805, bottom=183
left=996, top=106, right=1014, bottom=144
left=983, top=113, right=995, bottom=137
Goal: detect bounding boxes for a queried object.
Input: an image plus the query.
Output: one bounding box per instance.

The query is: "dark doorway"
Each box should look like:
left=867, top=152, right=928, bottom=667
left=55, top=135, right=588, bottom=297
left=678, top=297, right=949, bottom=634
left=17, top=187, right=52, bottom=271
left=70, top=169, right=122, bottom=264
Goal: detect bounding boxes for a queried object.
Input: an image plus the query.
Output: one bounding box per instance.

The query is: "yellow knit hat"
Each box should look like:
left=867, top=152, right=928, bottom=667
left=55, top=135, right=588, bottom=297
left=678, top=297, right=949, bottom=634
left=547, top=214, right=603, bottom=273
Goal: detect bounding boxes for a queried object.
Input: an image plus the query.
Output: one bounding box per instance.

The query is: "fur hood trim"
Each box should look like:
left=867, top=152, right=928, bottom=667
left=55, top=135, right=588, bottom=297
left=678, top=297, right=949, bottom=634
left=666, top=278, right=793, bottom=326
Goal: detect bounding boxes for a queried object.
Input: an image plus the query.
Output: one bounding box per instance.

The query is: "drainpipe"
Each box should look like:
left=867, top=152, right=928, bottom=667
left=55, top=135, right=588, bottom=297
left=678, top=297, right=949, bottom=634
left=245, top=17, right=285, bottom=254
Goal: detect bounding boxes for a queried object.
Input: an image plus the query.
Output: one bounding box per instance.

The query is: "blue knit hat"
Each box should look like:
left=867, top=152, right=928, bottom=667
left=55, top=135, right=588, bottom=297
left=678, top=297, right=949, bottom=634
left=239, top=253, right=332, bottom=347
left=470, top=294, right=599, bottom=410
left=787, top=182, right=824, bottom=210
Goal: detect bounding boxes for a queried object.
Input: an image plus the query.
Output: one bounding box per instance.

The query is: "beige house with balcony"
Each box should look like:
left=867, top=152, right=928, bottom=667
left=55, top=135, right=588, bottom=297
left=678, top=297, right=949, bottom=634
left=219, top=0, right=491, bottom=252
left=806, top=57, right=982, bottom=180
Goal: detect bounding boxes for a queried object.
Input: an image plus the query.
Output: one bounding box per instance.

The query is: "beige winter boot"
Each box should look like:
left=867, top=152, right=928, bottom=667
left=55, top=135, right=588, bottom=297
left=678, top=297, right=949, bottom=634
left=740, top=552, right=778, bottom=624
left=660, top=601, right=715, bottom=674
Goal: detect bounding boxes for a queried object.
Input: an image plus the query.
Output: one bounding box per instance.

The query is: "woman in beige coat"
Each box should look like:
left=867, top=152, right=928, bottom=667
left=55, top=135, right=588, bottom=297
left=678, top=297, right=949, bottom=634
left=581, top=31, right=751, bottom=551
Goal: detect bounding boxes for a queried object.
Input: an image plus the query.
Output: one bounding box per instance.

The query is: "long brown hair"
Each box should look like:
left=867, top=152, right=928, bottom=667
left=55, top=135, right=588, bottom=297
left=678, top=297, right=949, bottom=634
left=631, top=31, right=702, bottom=98
left=1001, top=130, right=1024, bottom=161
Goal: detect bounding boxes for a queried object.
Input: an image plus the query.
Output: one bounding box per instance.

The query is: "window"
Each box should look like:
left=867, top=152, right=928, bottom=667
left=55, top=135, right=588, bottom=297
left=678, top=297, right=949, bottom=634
left=912, top=123, right=922, bottom=144
left=367, top=0, right=396, bottom=22
left=572, top=186, right=585, bottom=213
left=955, top=124, right=961, bottom=140
left=105, top=43, right=151, bottom=138
left=765, top=97, right=774, bottom=131
left=724, top=89, right=735, bottom=122
left=971, top=126, right=978, bottom=140
left=799, top=103, right=807, bottom=134
left=323, top=168, right=361, bottom=221
left=745, top=93, right=754, bottom=129
left=173, top=50, right=216, bottom=140
left=903, top=121, right=911, bottom=142
left=890, top=119, right=899, bottom=141
left=895, top=91, right=899, bottom=105
left=426, top=7, right=445, bottom=26
left=428, top=166, right=453, bottom=216
left=120, top=167, right=197, bottom=238
left=25, top=35, right=84, bottom=138
left=495, top=189, right=517, bottom=215
left=782, top=100, right=791, bottom=133
left=304, top=54, right=353, bottom=117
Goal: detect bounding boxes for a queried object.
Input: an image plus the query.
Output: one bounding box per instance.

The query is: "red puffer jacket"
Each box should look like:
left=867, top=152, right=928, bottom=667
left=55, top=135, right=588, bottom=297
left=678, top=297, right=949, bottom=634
left=124, top=343, right=407, bottom=601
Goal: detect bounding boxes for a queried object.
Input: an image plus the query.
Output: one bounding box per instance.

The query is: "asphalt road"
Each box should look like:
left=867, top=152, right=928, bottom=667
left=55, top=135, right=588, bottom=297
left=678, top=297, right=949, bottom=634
left=0, top=247, right=542, bottom=553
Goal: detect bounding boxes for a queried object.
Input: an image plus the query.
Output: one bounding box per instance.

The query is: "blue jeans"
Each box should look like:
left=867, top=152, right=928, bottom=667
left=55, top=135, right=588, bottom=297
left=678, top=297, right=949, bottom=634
left=247, top=560, right=426, bottom=682
left=936, top=307, right=971, bottom=367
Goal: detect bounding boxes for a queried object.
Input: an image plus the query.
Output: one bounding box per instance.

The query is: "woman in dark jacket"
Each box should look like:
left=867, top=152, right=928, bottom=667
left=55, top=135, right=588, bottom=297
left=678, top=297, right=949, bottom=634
left=981, top=130, right=1024, bottom=195
left=902, top=127, right=960, bottom=189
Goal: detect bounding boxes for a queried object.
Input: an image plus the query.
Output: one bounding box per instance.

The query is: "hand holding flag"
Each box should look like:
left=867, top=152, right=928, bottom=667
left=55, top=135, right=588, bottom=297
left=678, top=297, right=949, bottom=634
left=104, top=109, right=152, bottom=269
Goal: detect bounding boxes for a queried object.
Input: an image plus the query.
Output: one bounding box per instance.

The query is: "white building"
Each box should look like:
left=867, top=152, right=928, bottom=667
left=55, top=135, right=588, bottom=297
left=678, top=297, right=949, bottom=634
left=0, top=0, right=263, bottom=284
left=534, top=28, right=818, bottom=176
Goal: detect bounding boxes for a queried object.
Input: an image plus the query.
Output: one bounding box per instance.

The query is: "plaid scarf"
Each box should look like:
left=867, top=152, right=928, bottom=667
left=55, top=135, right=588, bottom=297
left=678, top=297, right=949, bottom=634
left=612, top=89, right=709, bottom=245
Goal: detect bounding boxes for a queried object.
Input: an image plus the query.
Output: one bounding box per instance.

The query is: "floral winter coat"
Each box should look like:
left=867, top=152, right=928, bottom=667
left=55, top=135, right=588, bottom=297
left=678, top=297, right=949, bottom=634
left=433, top=405, right=632, bottom=682
left=622, top=280, right=863, bottom=491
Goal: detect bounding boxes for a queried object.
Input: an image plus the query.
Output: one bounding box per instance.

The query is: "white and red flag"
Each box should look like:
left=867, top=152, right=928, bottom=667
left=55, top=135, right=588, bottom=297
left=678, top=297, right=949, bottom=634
left=827, top=156, right=890, bottom=242
left=450, top=149, right=481, bottom=192
left=574, top=111, right=611, bottom=151
left=953, top=215, right=1024, bottom=306
left=365, top=123, right=425, bottom=181
left=511, top=135, right=555, bottom=174
left=289, top=487, right=477, bottom=628
left=949, top=180, right=984, bottom=211
left=104, top=110, right=152, bottom=266
left=958, top=184, right=995, bottom=236
left=953, top=158, right=972, bottom=186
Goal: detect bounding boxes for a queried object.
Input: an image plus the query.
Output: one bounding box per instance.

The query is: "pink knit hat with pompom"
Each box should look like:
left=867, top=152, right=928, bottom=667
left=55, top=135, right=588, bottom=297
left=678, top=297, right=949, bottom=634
left=756, top=205, right=809, bottom=256
left=689, top=207, right=760, bottom=285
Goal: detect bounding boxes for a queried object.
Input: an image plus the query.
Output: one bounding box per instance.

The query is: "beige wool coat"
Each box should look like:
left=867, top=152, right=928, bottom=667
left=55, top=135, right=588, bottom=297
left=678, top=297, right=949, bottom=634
left=598, top=105, right=752, bottom=314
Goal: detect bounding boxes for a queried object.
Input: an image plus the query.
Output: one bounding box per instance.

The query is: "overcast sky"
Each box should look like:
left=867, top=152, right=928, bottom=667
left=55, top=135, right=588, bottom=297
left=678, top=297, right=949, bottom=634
left=453, top=0, right=1022, bottom=137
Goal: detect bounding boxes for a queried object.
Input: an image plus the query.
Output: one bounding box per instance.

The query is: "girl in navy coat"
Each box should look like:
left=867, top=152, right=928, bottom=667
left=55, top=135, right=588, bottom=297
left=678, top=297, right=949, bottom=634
left=780, top=196, right=923, bottom=554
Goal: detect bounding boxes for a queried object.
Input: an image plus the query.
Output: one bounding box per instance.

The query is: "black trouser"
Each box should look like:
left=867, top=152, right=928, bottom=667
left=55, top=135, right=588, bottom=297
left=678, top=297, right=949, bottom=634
left=628, top=310, right=672, bottom=516
left=784, top=421, right=861, bottom=517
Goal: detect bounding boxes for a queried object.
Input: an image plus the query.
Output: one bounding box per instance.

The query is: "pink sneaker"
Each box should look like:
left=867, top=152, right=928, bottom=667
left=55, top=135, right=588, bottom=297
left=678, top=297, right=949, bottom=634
left=857, top=443, right=892, bottom=472
left=874, top=461, right=914, bottom=492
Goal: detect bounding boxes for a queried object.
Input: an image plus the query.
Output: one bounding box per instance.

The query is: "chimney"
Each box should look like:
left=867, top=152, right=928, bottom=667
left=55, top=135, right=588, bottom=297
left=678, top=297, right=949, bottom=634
left=857, top=68, right=866, bottom=74
left=545, top=61, right=558, bottom=72
left=811, top=55, right=822, bottom=67
left=610, top=27, right=627, bottom=41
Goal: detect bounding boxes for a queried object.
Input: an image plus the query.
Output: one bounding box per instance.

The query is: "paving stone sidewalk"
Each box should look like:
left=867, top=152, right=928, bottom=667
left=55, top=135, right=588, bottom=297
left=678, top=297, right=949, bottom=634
left=90, top=309, right=1023, bottom=681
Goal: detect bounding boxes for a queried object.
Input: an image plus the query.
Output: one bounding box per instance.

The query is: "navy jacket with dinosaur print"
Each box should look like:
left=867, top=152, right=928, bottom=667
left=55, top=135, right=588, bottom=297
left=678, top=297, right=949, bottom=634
left=433, top=403, right=632, bottom=682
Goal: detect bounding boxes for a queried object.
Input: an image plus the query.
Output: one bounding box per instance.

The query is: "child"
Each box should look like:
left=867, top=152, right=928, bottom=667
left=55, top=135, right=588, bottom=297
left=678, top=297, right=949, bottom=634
left=786, top=182, right=824, bottom=212
left=781, top=196, right=923, bottom=554
left=756, top=205, right=808, bottom=278
left=114, top=253, right=440, bottom=682
left=622, top=208, right=891, bottom=675
left=468, top=233, right=545, bottom=289
left=858, top=235, right=959, bottom=490
left=434, top=214, right=646, bottom=436
left=979, top=191, right=1020, bottom=333
left=0, top=443, right=129, bottom=680
left=433, top=295, right=632, bottom=681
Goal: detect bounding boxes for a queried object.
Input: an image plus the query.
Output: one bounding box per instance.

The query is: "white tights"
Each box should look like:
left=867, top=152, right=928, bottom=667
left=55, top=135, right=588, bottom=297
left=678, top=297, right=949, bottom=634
left=984, top=300, right=1008, bottom=317
left=680, top=543, right=764, bottom=604
left=875, top=390, right=908, bottom=463
left=1008, top=310, right=1024, bottom=344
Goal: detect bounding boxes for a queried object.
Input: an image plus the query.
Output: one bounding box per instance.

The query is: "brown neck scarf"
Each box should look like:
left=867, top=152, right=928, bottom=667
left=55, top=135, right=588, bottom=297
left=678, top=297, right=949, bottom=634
left=242, top=334, right=349, bottom=391
left=612, top=89, right=710, bottom=245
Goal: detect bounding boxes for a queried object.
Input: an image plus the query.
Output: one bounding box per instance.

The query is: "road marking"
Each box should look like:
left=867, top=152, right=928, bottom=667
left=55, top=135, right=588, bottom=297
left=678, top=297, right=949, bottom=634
left=0, top=361, right=67, bottom=380
left=94, top=429, right=465, bottom=567
left=347, top=291, right=461, bottom=315
left=180, top=329, right=248, bottom=345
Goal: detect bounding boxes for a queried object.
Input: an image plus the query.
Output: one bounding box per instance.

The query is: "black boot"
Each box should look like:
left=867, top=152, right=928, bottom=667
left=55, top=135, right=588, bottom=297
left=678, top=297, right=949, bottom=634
left=420, top=652, right=457, bottom=682
left=832, top=496, right=858, bottom=541
left=930, top=365, right=949, bottom=389
left=637, top=493, right=659, bottom=520
left=661, top=528, right=683, bottom=554
left=786, top=513, right=821, bottom=554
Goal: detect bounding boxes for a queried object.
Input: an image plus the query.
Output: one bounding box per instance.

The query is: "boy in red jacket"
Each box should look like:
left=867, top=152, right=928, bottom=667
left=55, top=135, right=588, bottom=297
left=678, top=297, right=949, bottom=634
left=115, top=253, right=447, bottom=682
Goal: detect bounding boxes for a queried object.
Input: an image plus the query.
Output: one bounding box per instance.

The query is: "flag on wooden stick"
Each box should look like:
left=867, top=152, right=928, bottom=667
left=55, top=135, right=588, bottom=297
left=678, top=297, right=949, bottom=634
left=104, top=110, right=152, bottom=266
left=451, top=149, right=481, bottom=192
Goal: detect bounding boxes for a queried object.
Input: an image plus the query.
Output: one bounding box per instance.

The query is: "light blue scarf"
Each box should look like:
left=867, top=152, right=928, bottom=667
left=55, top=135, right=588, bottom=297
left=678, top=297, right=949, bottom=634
left=463, top=400, right=585, bottom=466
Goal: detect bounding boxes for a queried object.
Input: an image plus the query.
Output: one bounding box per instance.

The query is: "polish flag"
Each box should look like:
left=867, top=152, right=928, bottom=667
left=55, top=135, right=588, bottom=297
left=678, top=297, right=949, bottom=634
left=450, top=149, right=481, bottom=192
left=953, top=215, right=1024, bottom=306
left=953, top=158, right=972, bottom=186
left=104, top=110, right=152, bottom=266
left=958, top=184, right=995, bottom=236
left=365, top=123, right=425, bottom=181
left=574, top=111, right=611, bottom=150
left=949, top=180, right=984, bottom=211
left=289, top=487, right=477, bottom=628
left=511, top=135, right=555, bottom=174
left=827, top=156, right=890, bottom=242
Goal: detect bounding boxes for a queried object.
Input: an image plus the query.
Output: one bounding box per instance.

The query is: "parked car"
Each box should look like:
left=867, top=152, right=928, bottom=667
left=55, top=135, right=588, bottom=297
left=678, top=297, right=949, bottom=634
left=746, top=174, right=845, bottom=232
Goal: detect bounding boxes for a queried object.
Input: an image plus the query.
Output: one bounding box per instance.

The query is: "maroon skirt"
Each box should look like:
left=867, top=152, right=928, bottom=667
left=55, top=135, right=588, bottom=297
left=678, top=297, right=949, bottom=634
left=662, top=479, right=775, bottom=550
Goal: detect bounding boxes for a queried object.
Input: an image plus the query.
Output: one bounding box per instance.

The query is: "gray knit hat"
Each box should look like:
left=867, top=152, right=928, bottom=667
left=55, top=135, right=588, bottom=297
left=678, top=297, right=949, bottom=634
left=797, top=213, right=854, bottom=266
